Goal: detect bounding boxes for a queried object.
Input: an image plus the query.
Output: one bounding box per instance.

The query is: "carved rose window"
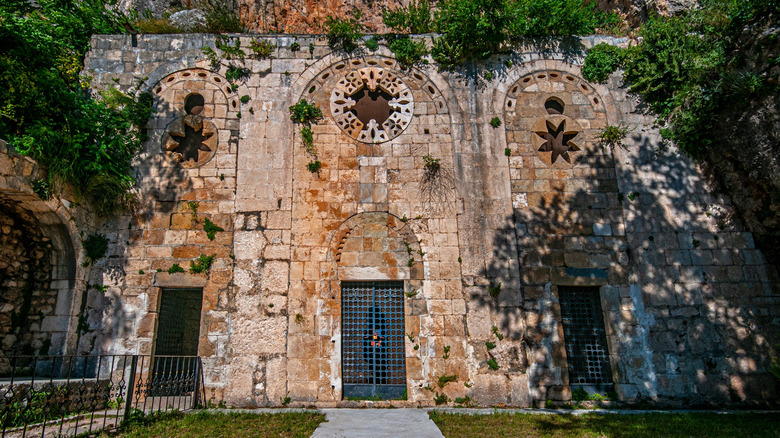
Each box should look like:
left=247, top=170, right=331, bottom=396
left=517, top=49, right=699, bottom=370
left=330, top=68, right=414, bottom=143
left=163, top=93, right=218, bottom=167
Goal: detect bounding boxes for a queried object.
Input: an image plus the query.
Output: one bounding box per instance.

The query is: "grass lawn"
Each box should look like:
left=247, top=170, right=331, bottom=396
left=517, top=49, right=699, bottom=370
left=101, top=411, right=325, bottom=438
left=429, top=412, right=780, bottom=438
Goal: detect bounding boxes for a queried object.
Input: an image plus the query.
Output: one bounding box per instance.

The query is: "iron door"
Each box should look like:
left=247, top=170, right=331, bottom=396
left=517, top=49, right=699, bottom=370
left=342, top=281, right=406, bottom=399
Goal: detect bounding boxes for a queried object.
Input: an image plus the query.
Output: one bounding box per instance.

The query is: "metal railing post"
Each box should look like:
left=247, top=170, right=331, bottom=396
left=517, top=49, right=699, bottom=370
left=123, top=356, right=138, bottom=423
left=191, top=357, right=201, bottom=410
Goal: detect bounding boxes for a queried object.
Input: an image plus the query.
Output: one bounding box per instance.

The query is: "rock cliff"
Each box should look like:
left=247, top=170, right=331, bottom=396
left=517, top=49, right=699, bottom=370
left=119, top=0, right=697, bottom=33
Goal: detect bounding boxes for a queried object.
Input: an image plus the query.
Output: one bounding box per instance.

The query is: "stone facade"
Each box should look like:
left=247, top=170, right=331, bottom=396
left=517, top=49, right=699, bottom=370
left=1, top=33, right=776, bottom=407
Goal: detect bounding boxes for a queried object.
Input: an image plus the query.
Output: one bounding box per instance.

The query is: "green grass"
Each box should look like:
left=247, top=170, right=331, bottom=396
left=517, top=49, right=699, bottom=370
left=104, top=411, right=324, bottom=438
left=429, top=412, right=780, bottom=438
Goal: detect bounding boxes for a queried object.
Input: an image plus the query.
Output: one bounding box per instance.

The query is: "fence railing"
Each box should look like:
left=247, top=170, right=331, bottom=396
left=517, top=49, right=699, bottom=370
left=0, top=355, right=204, bottom=438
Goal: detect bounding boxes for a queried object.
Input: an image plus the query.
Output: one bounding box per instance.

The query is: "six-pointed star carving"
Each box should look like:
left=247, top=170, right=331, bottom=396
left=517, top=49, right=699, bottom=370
left=164, top=115, right=218, bottom=165
left=533, top=117, right=582, bottom=164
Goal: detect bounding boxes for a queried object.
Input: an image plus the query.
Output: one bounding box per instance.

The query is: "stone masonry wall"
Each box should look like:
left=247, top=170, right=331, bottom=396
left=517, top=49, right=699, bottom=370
left=82, top=33, right=780, bottom=407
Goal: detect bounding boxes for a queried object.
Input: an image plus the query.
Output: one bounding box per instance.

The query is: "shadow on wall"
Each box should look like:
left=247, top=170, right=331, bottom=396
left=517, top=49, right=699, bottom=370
left=476, top=130, right=779, bottom=406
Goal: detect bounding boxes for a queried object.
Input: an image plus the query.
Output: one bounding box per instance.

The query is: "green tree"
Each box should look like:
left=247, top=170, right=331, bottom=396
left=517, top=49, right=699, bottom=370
left=0, top=0, right=151, bottom=215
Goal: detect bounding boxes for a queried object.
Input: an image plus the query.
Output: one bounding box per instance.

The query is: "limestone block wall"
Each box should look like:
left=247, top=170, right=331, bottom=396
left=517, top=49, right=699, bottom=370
left=81, top=34, right=779, bottom=407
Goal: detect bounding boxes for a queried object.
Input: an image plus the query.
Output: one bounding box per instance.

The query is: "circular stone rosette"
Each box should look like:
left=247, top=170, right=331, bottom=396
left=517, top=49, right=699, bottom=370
left=330, top=67, right=414, bottom=143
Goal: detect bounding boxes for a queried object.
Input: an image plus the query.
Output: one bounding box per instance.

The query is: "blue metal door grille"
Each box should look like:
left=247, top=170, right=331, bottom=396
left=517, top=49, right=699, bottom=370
left=342, top=281, right=406, bottom=399
left=558, top=286, right=613, bottom=387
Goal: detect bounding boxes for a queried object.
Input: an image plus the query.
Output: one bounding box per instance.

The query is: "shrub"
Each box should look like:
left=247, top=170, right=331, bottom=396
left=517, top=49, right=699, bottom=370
left=290, top=41, right=300, bottom=52
left=240, top=95, right=250, bottom=104
left=387, top=36, right=429, bottom=67
left=432, top=0, right=508, bottom=66
left=83, top=233, right=109, bottom=264
left=289, top=99, right=323, bottom=124
left=325, top=9, right=364, bottom=53
left=430, top=0, right=617, bottom=67
left=131, top=10, right=182, bottom=34
left=2, top=0, right=153, bottom=216
left=383, top=0, right=433, bottom=34
left=365, top=35, right=380, bottom=51
left=506, top=0, right=617, bottom=38
left=582, top=43, right=625, bottom=83
left=490, top=117, right=502, bottom=128
left=199, top=0, right=244, bottom=33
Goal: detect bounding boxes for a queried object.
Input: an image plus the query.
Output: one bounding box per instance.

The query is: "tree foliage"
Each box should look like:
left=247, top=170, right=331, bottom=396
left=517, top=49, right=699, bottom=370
left=620, top=0, right=779, bottom=158
left=0, top=0, right=152, bottom=215
left=384, top=0, right=617, bottom=67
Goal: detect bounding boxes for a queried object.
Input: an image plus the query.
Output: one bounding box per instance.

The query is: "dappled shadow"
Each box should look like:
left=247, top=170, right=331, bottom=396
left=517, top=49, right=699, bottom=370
left=473, top=118, right=779, bottom=405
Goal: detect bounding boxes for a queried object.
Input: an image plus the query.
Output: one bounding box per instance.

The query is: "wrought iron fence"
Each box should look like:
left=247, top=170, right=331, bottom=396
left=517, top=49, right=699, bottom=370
left=0, top=355, right=204, bottom=438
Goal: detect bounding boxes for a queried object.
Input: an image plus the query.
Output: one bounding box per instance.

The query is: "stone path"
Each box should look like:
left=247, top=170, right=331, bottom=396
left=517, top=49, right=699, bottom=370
left=311, top=409, right=445, bottom=438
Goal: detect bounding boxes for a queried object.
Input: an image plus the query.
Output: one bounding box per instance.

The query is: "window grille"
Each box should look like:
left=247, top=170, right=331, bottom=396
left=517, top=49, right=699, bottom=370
left=558, top=286, right=613, bottom=386
left=342, top=281, right=406, bottom=399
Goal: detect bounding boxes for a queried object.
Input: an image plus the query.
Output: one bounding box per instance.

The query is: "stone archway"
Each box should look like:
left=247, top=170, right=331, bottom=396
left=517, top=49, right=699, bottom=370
left=0, top=141, right=81, bottom=371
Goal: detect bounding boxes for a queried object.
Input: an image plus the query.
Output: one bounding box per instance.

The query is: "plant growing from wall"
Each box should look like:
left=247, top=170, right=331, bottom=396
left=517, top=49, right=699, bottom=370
left=32, top=179, right=52, bottom=200
left=167, top=263, right=185, bottom=274
left=290, top=41, right=300, bottom=52
left=215, top=36, right=246, bottom=60
left=488, top=281, right=502, bottom=298
left=190, top=254, right=215, bottom=274
left=202, top=46, right=221, bottom=70
left=203, top=218, right=224, bottom=240
left=423, top=155, right=441, bottom=179
left=289, top=99, right=323, bottom=124
left=437, top=374, right=457, bottom=388
left=325, top=9, right=364, bottom=53
left=307, top=160, right=322, bottom=174
left=83, top=233, right=109, bottom=265
left=300, top=126, right=316, bottom=156
left=504, top=148, right=511, bottom=157
left=443, top=345, right=451, bottom=359
left=487, top=358, right=499, bottom=370
left=485, top=340, right=496, bottom=350
left=491, top=325, right=504, bottom=340
left=434, top=393, right=450, bottom=405
left=225, top=65, right=250, bottom=83
left=598, top=124, right=630, bottom=150
left=365, top=36, right=380, bottom=51
left=249, top=38, right=275, bottom=59
left=490, top=117, right=502, bottom=128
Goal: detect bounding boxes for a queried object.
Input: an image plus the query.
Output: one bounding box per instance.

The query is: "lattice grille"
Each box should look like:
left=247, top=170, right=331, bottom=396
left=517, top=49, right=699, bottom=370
left=558, top=286, right=613, bottom=385
left=342, top=281, right=406, bottom=398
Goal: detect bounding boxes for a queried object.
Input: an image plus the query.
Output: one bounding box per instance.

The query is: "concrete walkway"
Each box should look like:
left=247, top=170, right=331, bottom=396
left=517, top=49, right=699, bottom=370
left=311, top=409, right=445, bottom=438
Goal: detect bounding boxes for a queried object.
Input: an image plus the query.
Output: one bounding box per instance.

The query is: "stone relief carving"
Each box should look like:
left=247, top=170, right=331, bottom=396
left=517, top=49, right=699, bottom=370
left=162, top=93, right=218, bottom=167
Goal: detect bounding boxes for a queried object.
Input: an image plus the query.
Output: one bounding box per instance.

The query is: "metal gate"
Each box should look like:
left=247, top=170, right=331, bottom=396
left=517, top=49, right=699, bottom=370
left=152, top=288, right=203, bottom=395
left=342, top=281, right=406, bottom=399
left=558, top=286, right=613, bottom=387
